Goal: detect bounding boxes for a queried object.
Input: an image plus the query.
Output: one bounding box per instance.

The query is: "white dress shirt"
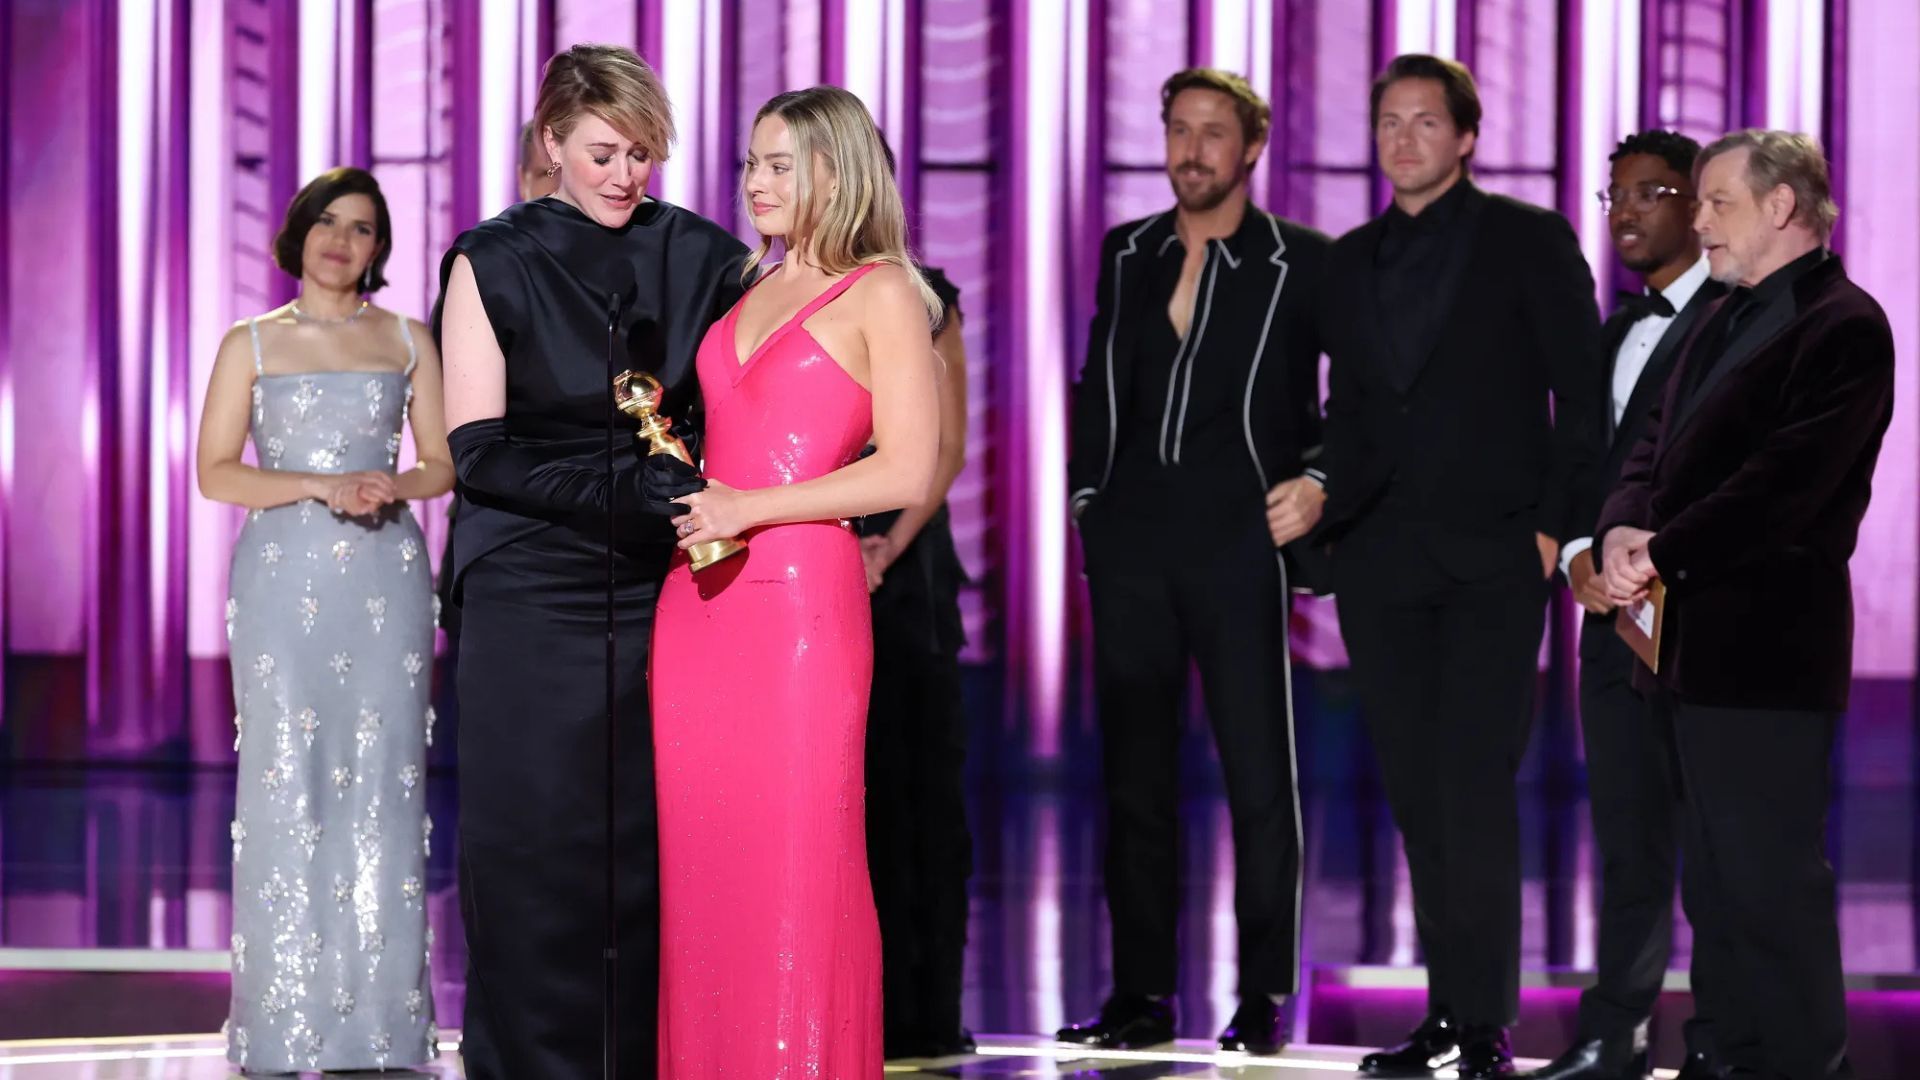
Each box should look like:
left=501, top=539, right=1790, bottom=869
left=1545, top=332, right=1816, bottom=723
left=1561, top=253, right=1712, bottom=580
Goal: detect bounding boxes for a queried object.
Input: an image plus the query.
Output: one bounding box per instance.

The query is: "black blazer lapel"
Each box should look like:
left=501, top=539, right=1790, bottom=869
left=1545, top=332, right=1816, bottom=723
left=1352, top=216, right=1394, bottom=387
left=1668, top=288, right=1796, bottom=438
left=1598, top=309, right=1636, bottom=441
left=1609, top=282, right=1721, bottom=460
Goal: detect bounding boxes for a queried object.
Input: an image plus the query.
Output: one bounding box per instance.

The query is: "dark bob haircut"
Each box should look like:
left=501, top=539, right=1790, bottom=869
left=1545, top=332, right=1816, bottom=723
left=272, top=167, right=393, bottom=292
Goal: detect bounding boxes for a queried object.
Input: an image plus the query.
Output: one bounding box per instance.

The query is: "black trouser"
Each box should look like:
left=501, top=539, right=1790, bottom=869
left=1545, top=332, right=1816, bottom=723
left=1080, top=503, right=1303, bottom=997
left=1672, top=703, right=1851, bottom=1080
left=865, top=637, right=973, bottom=1050
left=1333, top=517, right=1545, bottom=1027
left=1576, top=636, right=1721, bottom=1056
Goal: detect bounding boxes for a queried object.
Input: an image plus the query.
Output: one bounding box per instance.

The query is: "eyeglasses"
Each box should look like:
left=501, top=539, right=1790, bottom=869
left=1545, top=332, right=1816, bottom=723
left=1597, top=183, right=1689, bottom=213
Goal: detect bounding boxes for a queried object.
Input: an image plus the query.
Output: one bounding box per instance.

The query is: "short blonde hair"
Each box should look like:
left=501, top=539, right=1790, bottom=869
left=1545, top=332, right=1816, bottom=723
left=744, top=86, right=941, bottom=323
left=534, top=44, right=674, bottom=163
left=1697, top=129, right=1838, bottom=241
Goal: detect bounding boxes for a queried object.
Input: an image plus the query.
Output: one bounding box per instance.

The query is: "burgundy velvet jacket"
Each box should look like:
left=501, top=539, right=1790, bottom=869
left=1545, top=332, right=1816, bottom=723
left=1597, top=252, right=1894, bottom=712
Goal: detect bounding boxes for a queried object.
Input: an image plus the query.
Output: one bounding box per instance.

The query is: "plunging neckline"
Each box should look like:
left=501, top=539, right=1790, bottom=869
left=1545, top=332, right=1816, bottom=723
left=727, top=265, right=873, bottom=382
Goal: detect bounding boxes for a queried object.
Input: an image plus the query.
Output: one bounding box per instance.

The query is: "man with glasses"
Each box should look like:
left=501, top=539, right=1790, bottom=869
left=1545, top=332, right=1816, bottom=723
left=1525, top=131, right=1727, bottom=1080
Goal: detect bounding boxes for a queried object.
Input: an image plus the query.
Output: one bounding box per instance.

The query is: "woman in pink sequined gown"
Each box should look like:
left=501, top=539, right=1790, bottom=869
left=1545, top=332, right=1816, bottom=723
left=649, top=87, right=944, bottom=1078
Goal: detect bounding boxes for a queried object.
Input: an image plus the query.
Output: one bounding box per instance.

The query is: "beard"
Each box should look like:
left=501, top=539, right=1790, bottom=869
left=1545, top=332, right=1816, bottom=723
left=1169, top=164, right=1239, bottom=213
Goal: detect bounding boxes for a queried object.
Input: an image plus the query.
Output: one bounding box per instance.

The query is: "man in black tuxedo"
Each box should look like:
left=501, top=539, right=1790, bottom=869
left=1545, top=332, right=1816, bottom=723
left=1525, top=131, right=1727, bottom=1080
left=1058, top=68, right=1330, bottom=1057
left=1600, top=130, right=1890, bottom=1080
left=1317, top=55, right=1602, bottom=1078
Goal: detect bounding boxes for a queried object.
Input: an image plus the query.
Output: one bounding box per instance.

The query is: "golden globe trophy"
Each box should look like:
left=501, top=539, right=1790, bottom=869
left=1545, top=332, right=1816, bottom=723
left=613, top=369, right=746, bottom=572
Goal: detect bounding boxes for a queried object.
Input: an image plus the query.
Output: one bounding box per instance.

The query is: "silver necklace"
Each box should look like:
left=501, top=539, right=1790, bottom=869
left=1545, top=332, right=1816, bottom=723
left=291, top=299, right=369, bottom=324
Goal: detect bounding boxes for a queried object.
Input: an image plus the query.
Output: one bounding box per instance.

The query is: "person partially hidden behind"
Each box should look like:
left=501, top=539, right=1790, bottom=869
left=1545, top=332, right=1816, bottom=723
left=1524, top=130, right=1728, bottom=1080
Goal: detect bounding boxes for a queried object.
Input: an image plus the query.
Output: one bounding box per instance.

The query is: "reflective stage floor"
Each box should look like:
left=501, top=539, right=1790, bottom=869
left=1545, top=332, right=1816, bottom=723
left=3, top=668, right=1919, bottom=1076
left=0, top=1034, right=1671, bottom=1079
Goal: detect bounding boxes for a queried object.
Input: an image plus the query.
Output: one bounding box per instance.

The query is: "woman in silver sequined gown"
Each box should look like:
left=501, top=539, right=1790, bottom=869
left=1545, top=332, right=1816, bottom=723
left=197, top=168, right=454, bottom=1074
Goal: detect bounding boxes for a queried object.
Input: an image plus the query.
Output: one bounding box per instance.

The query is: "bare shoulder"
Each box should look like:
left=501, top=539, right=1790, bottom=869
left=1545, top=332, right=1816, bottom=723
left=847, top=262, right=919, bottom=307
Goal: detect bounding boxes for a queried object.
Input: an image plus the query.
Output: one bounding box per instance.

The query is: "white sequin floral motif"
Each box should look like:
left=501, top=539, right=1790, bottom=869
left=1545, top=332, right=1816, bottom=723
left=290, top=378, right=322, bottom=420
left=308, top=431, right=349, bottom=470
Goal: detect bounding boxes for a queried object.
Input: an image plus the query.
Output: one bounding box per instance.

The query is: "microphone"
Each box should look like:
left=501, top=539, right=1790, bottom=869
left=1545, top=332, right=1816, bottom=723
left=600, top=268, right=633, bottom=1080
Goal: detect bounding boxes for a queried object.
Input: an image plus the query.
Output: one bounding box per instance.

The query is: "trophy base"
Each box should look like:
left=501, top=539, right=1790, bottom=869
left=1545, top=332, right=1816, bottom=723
left=688, top=537, right=747, bottom=573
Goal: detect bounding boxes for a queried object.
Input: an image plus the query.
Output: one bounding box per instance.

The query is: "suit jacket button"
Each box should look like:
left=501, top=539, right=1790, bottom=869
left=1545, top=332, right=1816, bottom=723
left=1676, top=569, right=1688, bottom=581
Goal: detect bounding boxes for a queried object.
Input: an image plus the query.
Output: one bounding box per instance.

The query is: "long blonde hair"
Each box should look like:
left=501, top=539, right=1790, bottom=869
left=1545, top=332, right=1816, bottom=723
left=744, top=86, right=941, bottom=324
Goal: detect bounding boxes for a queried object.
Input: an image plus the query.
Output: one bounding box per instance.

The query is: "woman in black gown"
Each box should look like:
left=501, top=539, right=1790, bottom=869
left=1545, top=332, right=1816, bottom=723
left=436, top=45, right=749, bottom=1078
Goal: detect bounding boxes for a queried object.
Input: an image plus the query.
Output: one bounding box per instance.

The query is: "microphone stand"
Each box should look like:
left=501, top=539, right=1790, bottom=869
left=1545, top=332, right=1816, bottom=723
left=603, top=290, right=623, bottom=1080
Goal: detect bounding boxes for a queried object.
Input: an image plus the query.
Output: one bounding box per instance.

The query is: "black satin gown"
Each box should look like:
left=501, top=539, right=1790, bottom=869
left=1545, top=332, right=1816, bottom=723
left=438, top=197, right=748, bottom=1080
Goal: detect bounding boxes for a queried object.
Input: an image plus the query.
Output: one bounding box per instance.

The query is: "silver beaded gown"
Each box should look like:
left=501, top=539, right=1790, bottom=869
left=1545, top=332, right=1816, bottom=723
left=225, top=314, right=437, bottom=1073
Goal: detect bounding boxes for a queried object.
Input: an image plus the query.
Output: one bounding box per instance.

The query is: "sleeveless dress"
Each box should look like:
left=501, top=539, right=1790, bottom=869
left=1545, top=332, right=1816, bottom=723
left=225, top=314, right=436, bottom=1073
left=651, top=264, right=886, bottom=1078
left=439, top=195, right=749, bottom=1080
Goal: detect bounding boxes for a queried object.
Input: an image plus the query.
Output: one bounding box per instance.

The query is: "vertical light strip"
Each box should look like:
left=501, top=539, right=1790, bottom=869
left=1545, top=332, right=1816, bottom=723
left=1763, top=0, right=1824, bottom=134
left=1017, top=2, right=1068, bottom=756
left=1032, top=802, right=1064, bottom=1035
left=1434, top=0, right=1457, bottom=59
left=784, top=0, right=822, bottom=91
left=1247, top=0, right=1273, bottom=199
left=1615, top=0, right=1640, bottom=141
left=338, top=0, right=361, bottom=163
left=1799, top=0, right=1826, bottom=135
left=842, top=0, right=885, bottom=108
left=883, top=0, right=907, bottom=138
left=1396, top=0, right=1456, bottom=58
left=1575, top=0, right=1618, bottom=301
left=101, top=0, right=160, bottom=748
left=119, top=0, right=156, bottom=528
left=185, top=0, right=230, bottom=658
left=701, top=0, right=725, bottom=217
left=480, top=0, right=520, bottom=214
left=299, top=0, right=340, bottom=181
left=658, top=0, right=703, bottom=211
left=1210, top=0, right=1252, bottom=70
left=521, top=0, right=544, bottom=119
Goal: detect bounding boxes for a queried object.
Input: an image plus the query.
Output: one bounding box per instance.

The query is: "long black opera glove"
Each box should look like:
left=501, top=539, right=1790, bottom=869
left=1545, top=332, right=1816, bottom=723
left=448, top=417, right=708, bottom=536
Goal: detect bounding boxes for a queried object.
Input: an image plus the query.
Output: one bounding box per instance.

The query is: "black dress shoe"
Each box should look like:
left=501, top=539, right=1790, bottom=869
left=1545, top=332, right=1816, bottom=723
left=1218, top=996, right=1292, bottom=1055
left=1674, top=1049, right=1727, bottom=1080
left=1359, top=1011, right=1461, bottom=1076
left=1054, top=993, right=1175, bottom=1049
left=1457, top=1025, right=1516, bottom=1079
left=1521, top=1036, right=1647, bottom=1079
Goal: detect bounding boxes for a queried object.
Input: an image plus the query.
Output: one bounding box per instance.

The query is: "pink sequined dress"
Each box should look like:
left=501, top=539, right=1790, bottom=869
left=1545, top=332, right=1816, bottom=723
left=650, top=263, right=885, bottom=1078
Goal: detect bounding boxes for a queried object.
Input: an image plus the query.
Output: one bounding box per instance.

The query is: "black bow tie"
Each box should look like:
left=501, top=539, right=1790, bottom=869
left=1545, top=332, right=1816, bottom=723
left=1615, top=290, right=1676, bottom=322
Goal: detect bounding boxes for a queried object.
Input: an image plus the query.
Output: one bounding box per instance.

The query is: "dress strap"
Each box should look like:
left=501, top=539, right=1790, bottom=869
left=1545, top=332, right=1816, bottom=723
left=397, top=313, right=418, bottom=375
left=794, top=262, right=885, bottom=325
left=246, top=318, right=264, bottom=375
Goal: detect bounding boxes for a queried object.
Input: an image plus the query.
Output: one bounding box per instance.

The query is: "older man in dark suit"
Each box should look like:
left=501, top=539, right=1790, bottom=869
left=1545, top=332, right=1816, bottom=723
left=1600, top=129, right=1892, bottom=1080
